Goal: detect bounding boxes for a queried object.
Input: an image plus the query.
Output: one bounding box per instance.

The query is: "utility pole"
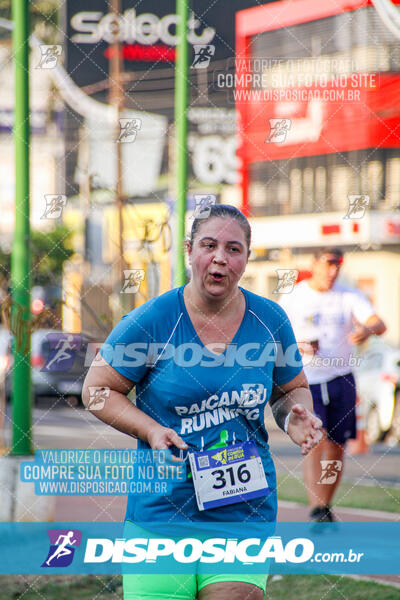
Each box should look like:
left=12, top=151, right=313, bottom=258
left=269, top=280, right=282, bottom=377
left=11, top=0, right=32, bottom=455
left=174, top=0, right=189, bottom=287
left=109, top=0, right=126, bottom=318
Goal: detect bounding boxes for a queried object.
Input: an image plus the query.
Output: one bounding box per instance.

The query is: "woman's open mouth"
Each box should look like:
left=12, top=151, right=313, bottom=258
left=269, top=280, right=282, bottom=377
left=209, top=272, right=225, bottom=282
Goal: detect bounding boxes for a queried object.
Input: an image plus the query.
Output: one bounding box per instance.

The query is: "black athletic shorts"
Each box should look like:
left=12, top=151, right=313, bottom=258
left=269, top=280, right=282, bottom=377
left=309, top=373, right=357, bottom=445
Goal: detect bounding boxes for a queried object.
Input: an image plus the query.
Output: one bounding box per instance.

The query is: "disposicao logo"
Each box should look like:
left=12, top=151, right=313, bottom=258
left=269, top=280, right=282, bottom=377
left=83, top=536, right=314, bottom=564
left=42, top=529, right=82, bottom=567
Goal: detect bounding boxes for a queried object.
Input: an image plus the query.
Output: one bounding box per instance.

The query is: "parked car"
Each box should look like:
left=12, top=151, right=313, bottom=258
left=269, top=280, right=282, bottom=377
left=354, top=342, right=400, bottom=445
left=5, top=329, right=92, bottom=405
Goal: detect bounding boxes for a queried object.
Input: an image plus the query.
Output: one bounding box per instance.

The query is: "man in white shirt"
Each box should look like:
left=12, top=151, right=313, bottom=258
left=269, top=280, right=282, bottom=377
left=280, top=247, right=386, bottom=522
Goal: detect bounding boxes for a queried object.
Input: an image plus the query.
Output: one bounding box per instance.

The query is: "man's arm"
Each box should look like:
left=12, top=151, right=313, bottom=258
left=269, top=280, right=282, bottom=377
left=348, top=314, right=387, bottom=345
left=269, top=370, right=322, bottom=455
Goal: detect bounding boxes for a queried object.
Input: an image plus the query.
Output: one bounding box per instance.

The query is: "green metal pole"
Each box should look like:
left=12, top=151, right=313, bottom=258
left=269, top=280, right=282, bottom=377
left=11, top=0, right=32, bottom=455
left=174, top=0, right=189, bottom=287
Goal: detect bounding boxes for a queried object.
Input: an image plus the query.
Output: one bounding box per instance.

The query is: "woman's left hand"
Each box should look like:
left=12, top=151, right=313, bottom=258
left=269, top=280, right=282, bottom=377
left=286, top=404, right=323, bottom=455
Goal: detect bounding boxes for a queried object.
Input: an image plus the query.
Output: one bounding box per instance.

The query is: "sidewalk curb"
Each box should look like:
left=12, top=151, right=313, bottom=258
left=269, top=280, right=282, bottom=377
left=279, top=499, right=400, bottom=520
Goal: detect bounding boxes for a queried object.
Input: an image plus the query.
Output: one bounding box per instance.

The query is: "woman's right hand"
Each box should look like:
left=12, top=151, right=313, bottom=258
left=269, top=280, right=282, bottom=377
left=146, top=424, right=188, bottom=453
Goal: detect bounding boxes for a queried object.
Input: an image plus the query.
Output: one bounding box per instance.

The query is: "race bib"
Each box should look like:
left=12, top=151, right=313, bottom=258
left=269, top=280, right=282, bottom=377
left=188, top=441, right=269, bottom=511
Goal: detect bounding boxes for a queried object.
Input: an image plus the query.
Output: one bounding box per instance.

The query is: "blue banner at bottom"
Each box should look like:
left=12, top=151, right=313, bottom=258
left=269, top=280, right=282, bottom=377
left=0, top=522, right=398, bottom=575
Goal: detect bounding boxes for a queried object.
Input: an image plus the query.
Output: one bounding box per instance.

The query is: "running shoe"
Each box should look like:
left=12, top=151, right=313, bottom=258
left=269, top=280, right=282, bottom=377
left=309, top=506, right=333, bottom=522
left=324, top=505, right=337, bottom=522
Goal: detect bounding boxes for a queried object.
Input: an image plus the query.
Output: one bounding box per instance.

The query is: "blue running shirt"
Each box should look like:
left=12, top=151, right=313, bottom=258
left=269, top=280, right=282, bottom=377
left=100, top=286, right=302, bottom=523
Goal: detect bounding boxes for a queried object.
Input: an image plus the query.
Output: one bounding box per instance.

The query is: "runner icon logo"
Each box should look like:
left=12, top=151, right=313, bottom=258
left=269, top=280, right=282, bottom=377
left=265, top=119, right=291, bottom=143
left=42, top=529, right=82, bottom=567
left=118, top=118, right=142, bottom=143
left=121, top=270, right=145, bottom=294
left=36, top=45, right=62, bottom=69
left=317, top=460, right=342, bottom=485
left=211, top=448, right=227, bottom=465
left=344, top=195, right=370, bottom=219
left=87, top=386, right=110, bottom=410
left=41, top=194, right=67, bottom=219
left=192, top=45, right=215, bottom=68
left=193, top=194, right=216, bottom=219
left=273, top=270, right=298, bottom=294
left=42, top=334, right=82, bottom=372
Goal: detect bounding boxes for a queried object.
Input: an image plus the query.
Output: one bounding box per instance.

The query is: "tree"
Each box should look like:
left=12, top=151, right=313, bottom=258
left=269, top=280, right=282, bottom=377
left=0, top=225, right=75, bottom=329
left=0, top=1, right=59, bottom=32
left=0, top=224, right=74, bottom=289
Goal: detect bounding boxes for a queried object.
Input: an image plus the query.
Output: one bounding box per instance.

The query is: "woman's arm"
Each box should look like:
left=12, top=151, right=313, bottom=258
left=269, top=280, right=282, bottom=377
left=269, top=370, right=322, bottom=455
left=82, top=354, right=188, bottom=451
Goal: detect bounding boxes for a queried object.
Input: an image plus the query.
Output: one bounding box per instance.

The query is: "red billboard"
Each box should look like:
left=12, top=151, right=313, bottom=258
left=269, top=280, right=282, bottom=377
left=235, top=0, right=400, bottom=215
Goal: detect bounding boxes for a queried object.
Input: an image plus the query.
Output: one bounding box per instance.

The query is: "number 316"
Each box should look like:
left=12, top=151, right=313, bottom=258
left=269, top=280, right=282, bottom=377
left=211, top=463, right=251, bottom=489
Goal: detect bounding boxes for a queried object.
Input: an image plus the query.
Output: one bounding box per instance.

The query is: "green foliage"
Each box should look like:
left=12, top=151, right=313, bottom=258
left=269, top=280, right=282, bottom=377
left=0, top=225, right=74, bottom=288
left=30, top=225, right=74, bottom=285
left=0, top=1, right=59, bottom=32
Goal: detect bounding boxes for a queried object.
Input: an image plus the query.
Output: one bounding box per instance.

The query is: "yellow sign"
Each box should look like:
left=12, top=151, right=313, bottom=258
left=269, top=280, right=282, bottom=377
left=103, top=203, right=170, bottom=261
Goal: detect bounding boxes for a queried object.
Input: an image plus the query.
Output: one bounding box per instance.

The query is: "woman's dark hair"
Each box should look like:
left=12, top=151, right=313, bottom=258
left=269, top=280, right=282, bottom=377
left=189, top=204, right=251, bottom=250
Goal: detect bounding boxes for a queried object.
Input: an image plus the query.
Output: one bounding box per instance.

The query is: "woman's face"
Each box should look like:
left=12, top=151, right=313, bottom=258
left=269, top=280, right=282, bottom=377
left=188, top=216, right=249, bottom=300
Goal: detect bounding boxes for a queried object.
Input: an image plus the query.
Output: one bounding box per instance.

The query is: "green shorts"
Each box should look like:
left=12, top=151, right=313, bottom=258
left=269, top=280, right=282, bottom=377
left=123, top=572, right=268, bottom=599
left=122, top=521, right=268, bottom=599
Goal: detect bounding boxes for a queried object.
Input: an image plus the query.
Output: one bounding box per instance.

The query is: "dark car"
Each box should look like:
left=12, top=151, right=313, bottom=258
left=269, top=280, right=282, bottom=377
left=5, top=329, right=93, bottom=405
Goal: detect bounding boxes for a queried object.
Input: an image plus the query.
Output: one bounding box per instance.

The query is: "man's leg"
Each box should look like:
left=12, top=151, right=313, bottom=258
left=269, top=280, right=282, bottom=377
left=304, top=384, right=329, bottom=510
left=305, top=374, right=355, bottom=519
left=304, top=437, right=345, bottom=508
left=320, top=373, right=356, bottom=510
left=303, top=430, right=325, bottom=509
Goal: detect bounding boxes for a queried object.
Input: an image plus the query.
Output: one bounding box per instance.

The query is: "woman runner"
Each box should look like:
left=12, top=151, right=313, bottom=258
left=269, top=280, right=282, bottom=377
left=83, top=204, right=322, bottom=600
